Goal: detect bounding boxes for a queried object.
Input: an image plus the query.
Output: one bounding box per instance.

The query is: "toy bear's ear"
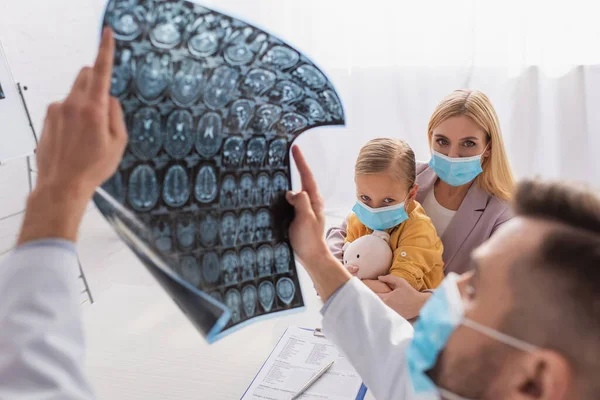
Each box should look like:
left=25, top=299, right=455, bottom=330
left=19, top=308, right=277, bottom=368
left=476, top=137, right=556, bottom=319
left=342, top=242, right=351, bottom=252
left=371, top=230, right=391, bottom=243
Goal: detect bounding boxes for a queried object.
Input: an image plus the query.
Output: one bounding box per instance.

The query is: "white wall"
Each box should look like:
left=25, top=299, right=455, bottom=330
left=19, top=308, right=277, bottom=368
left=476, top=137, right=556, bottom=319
left=1, top=0, right=599, bottom=220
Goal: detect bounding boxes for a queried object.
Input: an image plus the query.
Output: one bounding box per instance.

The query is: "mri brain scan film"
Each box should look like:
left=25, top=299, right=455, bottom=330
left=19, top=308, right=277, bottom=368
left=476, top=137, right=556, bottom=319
left=95, top=0, right=344, bottom=341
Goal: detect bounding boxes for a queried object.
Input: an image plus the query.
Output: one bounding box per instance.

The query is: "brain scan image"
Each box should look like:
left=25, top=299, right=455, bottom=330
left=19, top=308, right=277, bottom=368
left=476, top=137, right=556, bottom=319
left=245, top=137, right=267, bottom=168
left=199, top=213, right=218, bottom=246
left=219, top=175, right=237, bottom=208
left=225, top=289, right=242, bottom=323
left=222, top=136, right=245, bottom=168
left=204, top=66, right=239, bottom=110
left=227, top=99, right=255, bottom=132
left=201, top=251, right=220, bottom=285
left=241, top=285, right=258, bottom=318
left=153, top=221, right=173, bottom=253
left=240, top=247, right=256, bottom=281
left=258, top=281, right=275, bottom=313
left=111, top=48, right=133, bottom=97
left=176, top=218, right=196, bottom=249
left=135, top=52, right=172, bottom=103
left=129, top=107, right=163, bottom=160
left=255, top=209, right=272, bottom=242
left=149, top=2, right=192, bottom=49
left=194, top=165, right=218, bottom=203
left=274, top=243, right=291, bottom=274
left=268, top=138, right=287, bottom=167
left=276, top=277, right=296, bottom=305
left=254, top=173, right=271, bottom=206
left=98, top=0, right=344, bottom=340
left=256, top=245, right=273, bottom=277
left=163, top=165, right=191, bottom=208
left=170, top=59, right=204, bottom=107
left=238, top=173, right=254, bottom=207
left=269, top=80, right=303, bottom=104
left=273, top=112, right=307, bottom=136
left=221, top=251, right=240, bottom=285
left=196, top=112, right=223, bottom=159
left=219, top=212, right=237, bottom=248
left=179, top=256, right=202, bottom=287
left=241, top=69, right=276, bottom=97
left=165, top=110, right=195, bottom=158
left=271, top=172, right=289, bottom=201
left=128, top=165, right=159, bottom=212
left=237, top=210, right=255, bottom=245
left=252, top=104, right=281, bottom=133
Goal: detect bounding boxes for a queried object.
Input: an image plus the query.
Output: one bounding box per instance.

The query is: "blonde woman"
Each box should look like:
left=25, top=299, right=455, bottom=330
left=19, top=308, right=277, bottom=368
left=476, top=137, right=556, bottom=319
left=326, top=89, right=515, bottom=317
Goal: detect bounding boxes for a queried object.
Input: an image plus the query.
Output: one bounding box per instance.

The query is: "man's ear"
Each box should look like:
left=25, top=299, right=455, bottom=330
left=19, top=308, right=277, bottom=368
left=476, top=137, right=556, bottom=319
left=513, top=350, right=572, bottom=400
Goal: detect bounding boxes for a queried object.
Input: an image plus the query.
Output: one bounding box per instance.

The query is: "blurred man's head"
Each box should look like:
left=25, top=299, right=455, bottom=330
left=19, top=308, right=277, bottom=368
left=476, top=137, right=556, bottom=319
left=430, top=179, right=600, bottom=400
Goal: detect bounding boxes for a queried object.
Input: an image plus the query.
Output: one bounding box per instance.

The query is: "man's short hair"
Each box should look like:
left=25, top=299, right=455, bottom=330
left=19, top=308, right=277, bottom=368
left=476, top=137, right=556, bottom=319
left=508, top=179, right=600, bottom=399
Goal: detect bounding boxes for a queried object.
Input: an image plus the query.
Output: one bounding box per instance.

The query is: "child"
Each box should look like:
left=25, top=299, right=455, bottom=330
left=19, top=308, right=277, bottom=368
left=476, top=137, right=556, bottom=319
left=344, top=138, right=444, bottom=293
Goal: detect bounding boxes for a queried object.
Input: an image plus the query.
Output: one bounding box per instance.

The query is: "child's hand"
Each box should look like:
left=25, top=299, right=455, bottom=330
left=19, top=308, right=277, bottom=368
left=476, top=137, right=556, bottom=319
left=346, top=265, right=359, bottom=276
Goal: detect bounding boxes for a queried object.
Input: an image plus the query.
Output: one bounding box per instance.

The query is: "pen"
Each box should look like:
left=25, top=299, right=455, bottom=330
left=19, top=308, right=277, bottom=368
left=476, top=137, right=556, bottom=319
left=290, top=360, right=335, bottom=400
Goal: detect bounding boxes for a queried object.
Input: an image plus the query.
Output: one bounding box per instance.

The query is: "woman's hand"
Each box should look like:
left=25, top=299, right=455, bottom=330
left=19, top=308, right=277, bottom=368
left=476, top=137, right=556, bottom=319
left=376, top=275, right=432, bottom=320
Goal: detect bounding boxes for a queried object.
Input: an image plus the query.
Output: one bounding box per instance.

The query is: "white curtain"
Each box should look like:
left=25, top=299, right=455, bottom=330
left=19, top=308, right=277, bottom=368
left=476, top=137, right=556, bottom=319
left=1, top=0, right=599, bottom=216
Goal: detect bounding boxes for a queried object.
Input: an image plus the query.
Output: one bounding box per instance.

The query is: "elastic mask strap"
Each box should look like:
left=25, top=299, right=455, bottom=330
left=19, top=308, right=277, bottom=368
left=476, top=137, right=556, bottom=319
left=462, top=319, right=539, bottom=353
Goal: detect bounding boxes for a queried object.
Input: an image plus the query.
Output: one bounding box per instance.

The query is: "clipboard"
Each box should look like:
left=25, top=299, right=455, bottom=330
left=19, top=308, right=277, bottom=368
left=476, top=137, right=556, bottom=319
left=241, top=326, right=367, bottom=400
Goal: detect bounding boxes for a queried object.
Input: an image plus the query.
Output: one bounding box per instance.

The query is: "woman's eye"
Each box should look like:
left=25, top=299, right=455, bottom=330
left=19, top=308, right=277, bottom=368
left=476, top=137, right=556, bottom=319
left=383, top=198, right=395, bottom=204
left=436, top=138, right=449, bottom=146
left=463, top=140, right=476, bottom=148
left=360, top=195, right=371, bottom=202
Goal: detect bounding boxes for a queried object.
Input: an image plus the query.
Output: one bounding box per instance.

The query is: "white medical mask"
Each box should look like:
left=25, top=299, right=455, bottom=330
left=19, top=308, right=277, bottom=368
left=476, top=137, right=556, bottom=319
left=407, top=273, right=539, bottom=400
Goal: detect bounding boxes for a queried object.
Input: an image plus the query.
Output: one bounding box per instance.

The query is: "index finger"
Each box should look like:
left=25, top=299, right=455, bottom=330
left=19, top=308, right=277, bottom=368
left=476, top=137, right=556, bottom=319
left=292, top=145, right=320, bottom=200
left=90, top=28, right=115, bottom=102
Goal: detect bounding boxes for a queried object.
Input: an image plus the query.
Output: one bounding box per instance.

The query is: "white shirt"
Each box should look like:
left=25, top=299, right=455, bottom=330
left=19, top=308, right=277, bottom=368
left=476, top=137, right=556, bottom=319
left=0, top=240, right=94, bottom=399
left=322, top=278, right=417, bottom=400
left=422, top=189, right=457, bottom=237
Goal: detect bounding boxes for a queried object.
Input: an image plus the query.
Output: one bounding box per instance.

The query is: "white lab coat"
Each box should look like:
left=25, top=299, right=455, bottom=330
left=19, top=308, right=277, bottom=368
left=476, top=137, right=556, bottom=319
left=322, top=278, right=417, bottom=400
left=0, top=241, right=94, bottom=399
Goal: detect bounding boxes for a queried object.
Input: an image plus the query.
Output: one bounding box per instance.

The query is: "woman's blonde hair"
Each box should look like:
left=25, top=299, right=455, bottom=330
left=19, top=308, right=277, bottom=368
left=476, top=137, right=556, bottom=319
left=428, top=90, right=515, bottom=201
left=355, top=138, right=416, bottom=188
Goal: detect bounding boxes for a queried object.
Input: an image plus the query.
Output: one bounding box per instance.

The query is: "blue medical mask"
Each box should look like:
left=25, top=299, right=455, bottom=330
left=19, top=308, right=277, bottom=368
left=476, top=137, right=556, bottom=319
left=352, top=199, right=409, bottom=231
left=407, top=273, right=539, bottom=400
left=428, top=146, right=488, bottom=187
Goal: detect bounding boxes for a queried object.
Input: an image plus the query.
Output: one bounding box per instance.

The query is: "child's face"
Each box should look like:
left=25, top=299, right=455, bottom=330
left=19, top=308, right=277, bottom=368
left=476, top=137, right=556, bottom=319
left=355, top=173, right=410, bottom=209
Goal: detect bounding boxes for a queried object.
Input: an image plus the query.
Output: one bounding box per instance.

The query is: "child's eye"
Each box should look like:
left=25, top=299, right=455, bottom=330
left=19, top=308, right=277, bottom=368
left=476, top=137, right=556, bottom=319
left=383, top=198, right=395, bottom=204
left=360, top=195, right=371, bottom=202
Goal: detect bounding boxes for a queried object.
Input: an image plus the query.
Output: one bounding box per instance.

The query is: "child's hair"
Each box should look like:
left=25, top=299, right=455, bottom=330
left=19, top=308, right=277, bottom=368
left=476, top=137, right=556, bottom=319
left=355, top=138, right=416, bottom=188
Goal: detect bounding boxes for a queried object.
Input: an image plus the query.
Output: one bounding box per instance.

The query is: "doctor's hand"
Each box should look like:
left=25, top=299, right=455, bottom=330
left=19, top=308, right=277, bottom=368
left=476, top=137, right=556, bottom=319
left=376, top=275, right=431, bottom=320
left=286, top=146, right=328, bottom=266
left=286, top=146, right=352, bottom=301
left=18, top=28, right=127, bottom=245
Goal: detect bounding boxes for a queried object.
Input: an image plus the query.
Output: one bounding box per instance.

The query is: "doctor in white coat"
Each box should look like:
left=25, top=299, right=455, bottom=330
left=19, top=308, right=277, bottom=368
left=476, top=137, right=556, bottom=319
left=1, top=27, right=599, bottom=400
left=0, top=28, right=126, bottom=399
left=286, top=146, right=600, bottom=400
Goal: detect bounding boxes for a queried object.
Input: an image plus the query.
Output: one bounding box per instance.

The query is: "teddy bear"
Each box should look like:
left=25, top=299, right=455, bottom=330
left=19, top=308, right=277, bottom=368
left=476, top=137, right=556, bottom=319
left=342, top=230, right=393, bottom=280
